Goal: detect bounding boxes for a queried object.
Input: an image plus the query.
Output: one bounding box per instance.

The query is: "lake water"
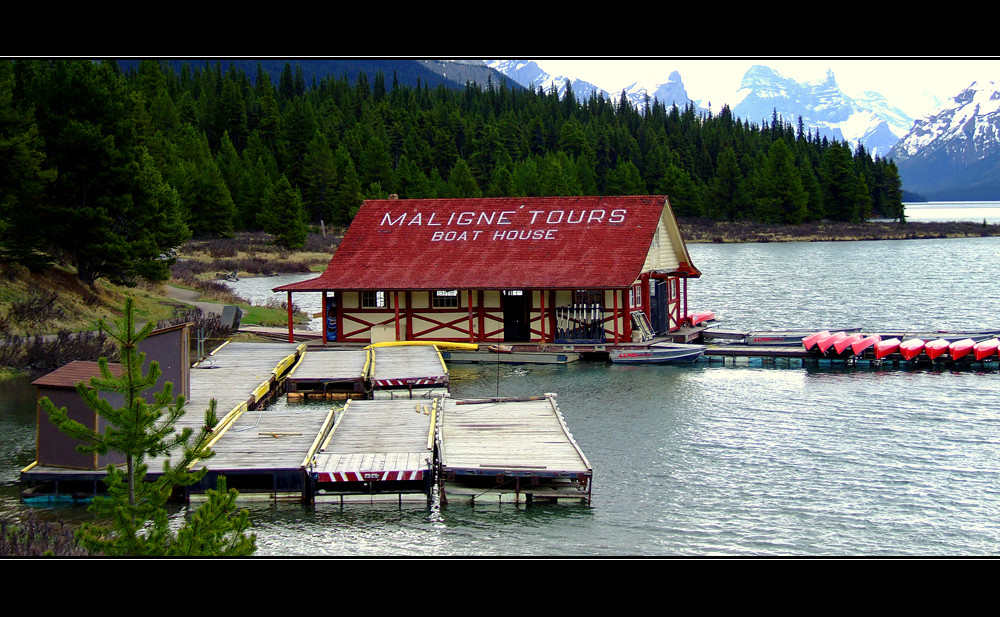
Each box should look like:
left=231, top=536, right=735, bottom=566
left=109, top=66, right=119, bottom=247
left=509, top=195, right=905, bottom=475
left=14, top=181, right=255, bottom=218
left=4, top=202, right=1000, bottom=556
left=903, top=200, right=1000, bottom=224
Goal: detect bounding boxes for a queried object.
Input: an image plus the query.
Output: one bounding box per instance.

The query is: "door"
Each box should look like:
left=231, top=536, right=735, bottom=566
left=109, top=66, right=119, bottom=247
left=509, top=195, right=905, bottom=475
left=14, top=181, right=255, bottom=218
left=649, top=279, right=667, bottom=334
left=503, top=291, right=531, bottom=342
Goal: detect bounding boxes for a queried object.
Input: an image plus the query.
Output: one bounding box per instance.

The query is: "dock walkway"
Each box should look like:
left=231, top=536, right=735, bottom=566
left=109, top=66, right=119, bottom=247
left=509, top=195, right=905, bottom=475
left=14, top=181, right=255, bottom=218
left=308, top=399, right=436, bottom=503
left=169, top=341, right=320, bottom=498
left=369, top=345, right=449, bottom=399
left=286, top=348, right=369, bottom=400
left=436, top=395, right=592, bottom=505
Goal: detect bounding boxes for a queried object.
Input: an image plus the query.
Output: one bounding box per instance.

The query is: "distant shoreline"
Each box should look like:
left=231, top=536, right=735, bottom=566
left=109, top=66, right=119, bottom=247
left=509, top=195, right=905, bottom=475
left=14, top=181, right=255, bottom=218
left=678, top=218, right=1000, bottom=244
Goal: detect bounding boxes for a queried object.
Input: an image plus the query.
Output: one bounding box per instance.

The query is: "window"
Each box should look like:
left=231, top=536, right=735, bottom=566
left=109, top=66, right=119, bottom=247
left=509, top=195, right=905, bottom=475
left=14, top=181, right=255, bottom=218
left=361, top=290, right=386, bottom=308
left=572, top=289, right=603, bottom=305
left=433, top=289, right=459, bottom=308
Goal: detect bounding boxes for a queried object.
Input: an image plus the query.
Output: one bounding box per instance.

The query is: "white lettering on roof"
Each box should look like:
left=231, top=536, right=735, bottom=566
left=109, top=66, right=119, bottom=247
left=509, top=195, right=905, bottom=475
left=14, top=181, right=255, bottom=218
left=382, top=208, right=630, bottom=243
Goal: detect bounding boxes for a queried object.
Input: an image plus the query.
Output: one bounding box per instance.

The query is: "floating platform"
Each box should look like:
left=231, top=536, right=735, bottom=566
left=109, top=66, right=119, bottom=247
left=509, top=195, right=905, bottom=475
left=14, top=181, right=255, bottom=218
left=307, top=399, right=436, bottom=504
left=286, top=349, right=369, bottom=400
left=368, top=345, right=449, bottom=399
left=436, top=395, right=592, bottom=505
left=439, top=349, right=580, bottom=364
left=21, top=341, right=307, bottom=499
left=22, top=341, right=599, bottom=507
left=189, top=403, right=334, bottom=500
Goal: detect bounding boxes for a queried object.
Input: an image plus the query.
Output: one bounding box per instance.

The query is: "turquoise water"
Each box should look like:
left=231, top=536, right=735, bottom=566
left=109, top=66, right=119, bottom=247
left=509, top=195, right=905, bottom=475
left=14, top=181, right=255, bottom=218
left=244, top=235, right=1000, bottom=556
left=4, top=209, right=1000, bottom=556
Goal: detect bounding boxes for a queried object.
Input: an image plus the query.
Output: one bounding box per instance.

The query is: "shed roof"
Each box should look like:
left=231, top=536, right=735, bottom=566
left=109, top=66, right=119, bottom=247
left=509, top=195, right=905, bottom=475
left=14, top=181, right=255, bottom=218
left=276, top=196, right=698, bottom=293
left=33, top=361, right=124, bottom=389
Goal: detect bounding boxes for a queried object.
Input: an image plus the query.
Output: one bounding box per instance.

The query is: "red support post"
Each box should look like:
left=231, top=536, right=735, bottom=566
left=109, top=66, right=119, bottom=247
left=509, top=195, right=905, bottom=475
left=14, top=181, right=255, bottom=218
left=468, top=289, right=474, bottom=343
left=613, top=289, right=619, bottom=344
left=540, top=289, right=546, bottom=342
left=287, top=291, right=294, bottom=343
left=394, top=291, right=400, bottom=341
left=321, top=291, right=327, bottom=346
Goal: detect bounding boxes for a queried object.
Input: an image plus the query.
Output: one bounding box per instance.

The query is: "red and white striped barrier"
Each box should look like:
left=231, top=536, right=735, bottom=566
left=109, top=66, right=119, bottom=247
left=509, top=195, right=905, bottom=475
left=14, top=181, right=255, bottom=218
left=316, top=470, right=425, bottom=483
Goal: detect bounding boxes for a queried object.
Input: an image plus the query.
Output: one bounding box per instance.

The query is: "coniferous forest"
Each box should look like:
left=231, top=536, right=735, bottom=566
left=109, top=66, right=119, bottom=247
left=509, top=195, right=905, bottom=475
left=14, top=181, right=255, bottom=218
left=0, top=59, right=905, bottom=287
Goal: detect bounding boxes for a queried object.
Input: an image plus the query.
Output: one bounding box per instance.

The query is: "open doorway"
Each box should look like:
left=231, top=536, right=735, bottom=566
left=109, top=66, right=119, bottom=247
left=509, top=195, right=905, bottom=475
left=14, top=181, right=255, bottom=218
left=503, top=290, right=531, bottom=342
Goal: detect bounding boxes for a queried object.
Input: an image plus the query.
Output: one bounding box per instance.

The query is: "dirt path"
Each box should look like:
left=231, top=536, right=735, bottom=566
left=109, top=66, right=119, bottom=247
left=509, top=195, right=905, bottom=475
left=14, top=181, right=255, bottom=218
left=165, top=286, right=225, bottom=317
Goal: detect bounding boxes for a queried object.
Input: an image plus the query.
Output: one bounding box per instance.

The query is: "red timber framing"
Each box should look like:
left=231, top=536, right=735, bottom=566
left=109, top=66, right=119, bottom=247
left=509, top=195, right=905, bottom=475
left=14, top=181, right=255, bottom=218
left=274, top=196, right=701, bottom=345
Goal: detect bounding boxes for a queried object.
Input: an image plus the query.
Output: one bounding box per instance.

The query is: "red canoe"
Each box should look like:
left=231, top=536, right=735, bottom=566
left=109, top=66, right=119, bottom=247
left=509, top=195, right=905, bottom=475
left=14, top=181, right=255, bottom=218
left=899, top=339, right=926, bottom=361
left=851, top=334, right=881, bottom=356
left=875, top=338, right=901, bottom=360
left=948, top=338, right=976, bottom=361
left=802, top=330, right=830, bottom=351
left=689, top=311, right=715, bottom=326
left=924, top=338, right=950, bottom=361
left=817, top=331, right=848, bottom=353
left=834, top=333, right=864, bottom=355
left=974, top=338, right=1000, bottom=361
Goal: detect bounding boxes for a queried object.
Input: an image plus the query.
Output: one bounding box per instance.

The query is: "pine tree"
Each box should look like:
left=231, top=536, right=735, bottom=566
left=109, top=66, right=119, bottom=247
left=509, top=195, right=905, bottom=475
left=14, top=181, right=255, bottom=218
left=0, top=60, right=57, bottom=271
left=446, top=158, right=481, bottom=198
left=39, top=298, right=256, bottom=556
left=260, top=175, right=308, bottom=250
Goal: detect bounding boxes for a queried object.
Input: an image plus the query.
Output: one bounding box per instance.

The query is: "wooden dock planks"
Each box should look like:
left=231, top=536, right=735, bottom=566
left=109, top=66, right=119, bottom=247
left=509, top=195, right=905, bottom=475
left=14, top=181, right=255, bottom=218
left=369, top=345, right=448, bottom=388
left=437, top=395, right=592, bottom=503
left=188, top=341, right=303, bottom=418
left=183, top=342, right=324, bottom=486
left=310, top=399, right=435, bottom=487
left=203, top=405, right=334, bottom=473
left=286, top=348, right=368, bottom=398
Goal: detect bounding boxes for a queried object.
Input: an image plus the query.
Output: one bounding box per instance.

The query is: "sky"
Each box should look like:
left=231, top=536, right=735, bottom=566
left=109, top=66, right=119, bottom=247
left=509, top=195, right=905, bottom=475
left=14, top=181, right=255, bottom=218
left=530, top=58, right=1000, bottom=119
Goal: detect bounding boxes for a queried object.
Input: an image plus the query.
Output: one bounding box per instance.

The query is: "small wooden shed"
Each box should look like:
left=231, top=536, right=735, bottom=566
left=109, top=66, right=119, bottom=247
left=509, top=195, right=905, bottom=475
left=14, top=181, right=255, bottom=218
left=32, top=323, right=191, bottom=470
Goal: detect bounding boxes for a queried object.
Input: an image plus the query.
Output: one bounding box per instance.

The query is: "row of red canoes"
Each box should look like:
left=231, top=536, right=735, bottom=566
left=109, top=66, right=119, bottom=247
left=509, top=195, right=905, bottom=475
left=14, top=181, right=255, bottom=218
left=801, top=330, right=1000, bottom=361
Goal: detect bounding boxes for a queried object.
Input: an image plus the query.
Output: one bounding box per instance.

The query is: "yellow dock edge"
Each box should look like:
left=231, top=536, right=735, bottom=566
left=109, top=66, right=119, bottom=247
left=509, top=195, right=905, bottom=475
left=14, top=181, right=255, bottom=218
left=364, top=341, right=479, bottom=351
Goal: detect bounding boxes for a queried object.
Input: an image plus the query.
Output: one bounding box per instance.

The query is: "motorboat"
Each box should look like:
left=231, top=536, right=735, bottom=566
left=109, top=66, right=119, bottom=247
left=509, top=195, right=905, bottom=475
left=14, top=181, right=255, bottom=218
left=611, top=342, right=706, bottom=364
left=851, top=334, right=881, bottom=356
left=747, top=328, right=860, bottom=347
left=974, top=338, right=1000, bottom=361
left=948, top=338, right=976, bottom=361
left=874, top=338, right=901, bottom=360
left=899, top=339, right=926, bottom=361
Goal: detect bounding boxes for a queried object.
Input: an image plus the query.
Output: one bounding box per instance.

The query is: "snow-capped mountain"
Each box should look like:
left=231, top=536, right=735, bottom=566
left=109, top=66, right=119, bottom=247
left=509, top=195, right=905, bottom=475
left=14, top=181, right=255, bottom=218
left=484, top=60, right=607, bottom=101
left=731, top=65, right=912, bottom=157
left=888, top=81, right=1000, bottom=200
left=484, top=60, right=693, bottom=109
left=486, top=60, right=909, bottom=158
left=624, top=70, right=693, bottom=110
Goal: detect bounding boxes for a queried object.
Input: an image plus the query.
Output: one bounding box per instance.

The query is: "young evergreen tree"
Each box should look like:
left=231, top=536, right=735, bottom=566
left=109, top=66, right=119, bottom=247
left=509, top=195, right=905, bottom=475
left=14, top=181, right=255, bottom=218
left=39, top=298, right=256, bottom=556
left=259, top=175, right=308, bottom=249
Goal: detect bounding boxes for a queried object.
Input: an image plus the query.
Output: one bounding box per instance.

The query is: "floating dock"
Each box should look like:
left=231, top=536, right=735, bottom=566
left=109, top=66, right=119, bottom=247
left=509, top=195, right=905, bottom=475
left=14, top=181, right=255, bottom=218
left=440, top=348, right=581, bottom=364
left=307, top=399, right=436, bottom=504
left=368, top=345, right=449, bottom=399
left=286, top=348, right=368, bottom=400
left=21, top=341, right=307, bottom=500
left=436, top=395, right=593, bottom=505
left=22, top=341, right=598, bottom=506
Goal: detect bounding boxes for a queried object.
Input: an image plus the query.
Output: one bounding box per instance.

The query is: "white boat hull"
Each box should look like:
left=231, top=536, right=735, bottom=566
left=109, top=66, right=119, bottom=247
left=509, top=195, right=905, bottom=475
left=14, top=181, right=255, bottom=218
left=611, top=343, right=705, bottom=364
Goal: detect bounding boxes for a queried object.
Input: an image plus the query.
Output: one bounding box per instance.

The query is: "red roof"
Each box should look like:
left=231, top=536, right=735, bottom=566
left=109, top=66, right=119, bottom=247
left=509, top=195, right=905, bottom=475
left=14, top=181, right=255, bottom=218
left=276, top=196, right=697, bottom=292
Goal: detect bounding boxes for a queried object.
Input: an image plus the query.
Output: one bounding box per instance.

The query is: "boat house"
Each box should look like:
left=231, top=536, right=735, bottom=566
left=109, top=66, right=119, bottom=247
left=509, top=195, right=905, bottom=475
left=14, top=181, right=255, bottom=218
left=274, top=195, right=701, bottom=347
